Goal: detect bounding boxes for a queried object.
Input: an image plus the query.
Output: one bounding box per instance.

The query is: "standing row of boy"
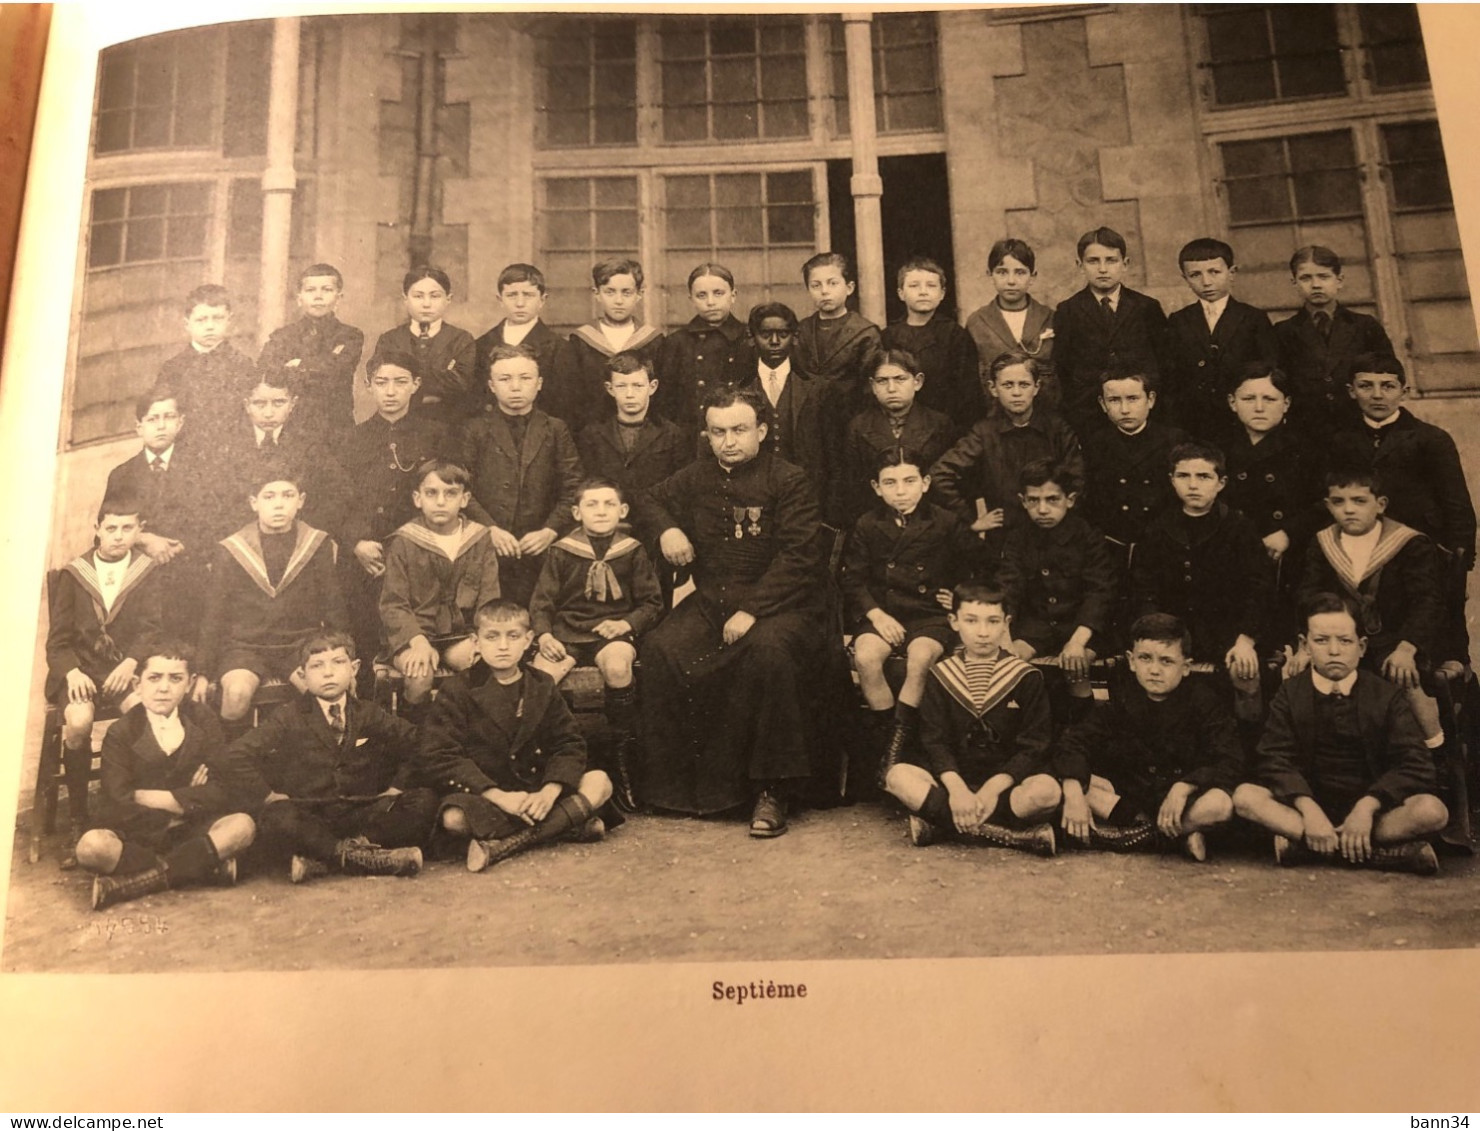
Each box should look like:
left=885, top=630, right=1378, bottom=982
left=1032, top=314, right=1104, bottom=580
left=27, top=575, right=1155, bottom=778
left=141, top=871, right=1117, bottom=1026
left=48, top=224, right=1475, bottom=911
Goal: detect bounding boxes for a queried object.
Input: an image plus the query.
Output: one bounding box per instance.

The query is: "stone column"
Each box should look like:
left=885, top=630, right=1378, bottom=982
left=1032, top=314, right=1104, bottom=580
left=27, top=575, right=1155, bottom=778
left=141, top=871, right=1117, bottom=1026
left=259, top=17, right=301, bottom=336
left=842, top=13, right=885, bottom=326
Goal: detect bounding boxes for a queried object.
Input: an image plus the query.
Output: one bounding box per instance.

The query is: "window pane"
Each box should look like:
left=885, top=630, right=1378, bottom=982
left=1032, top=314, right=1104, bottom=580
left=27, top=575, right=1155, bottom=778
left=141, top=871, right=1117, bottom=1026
left=1212, top=61, right=1276, bottom=105
left=1294, top=169, right=1362, bottom=216
left=170, top=181, right=211, bottom=213
left=167, top=214, right=208, bottom=258
left=1384, top=121, right=1452, bottom=210
left=1276, top=52, right=1346, bottom=99
left=125, top=217, right=164, bottom=262
left=1206, top=5, right=1346, bottom=105
left=713, top=104, right=757, bottom=140
left=88, top=223, right=123, bottom=269
left=768, top=171, right=812, bottom=204
left=712, top=58, right=757, bottom=104
left=666, top=176, right=710, bottom=210
left=546, top=111, right=589, bottom=148
left=1227, top=176, right=1291, bottom=223
left=1288, top=130, right=1355, bottom=172
left=95, top=110, right=131, bottom=154
left=546, top=212, right=590, bottom=247
left=709, top=19, right=755, bottom=57
left=663, top=61, right=706, bottom=106
left=667, top=208, right=712, bottom=248
left=91, top=187, right=126, bottom=223
left=715, top=174, right=761, bottom=208
left=1205, top=10, right=1271, bottom=64
left=884, top=93, right=940, bottom=134
left=593, top=178, right=637, bottom=208
left=760, top=55, right=806, bottom=100
left=664, top=105, right=707, bottom=143
left=764, top=100, right=809, bottom=138
left=134, top=108, right=171, bottom=149
left=536, top=19, right=637, bottom=150
left=663, top=28, right=705, bottom=60
left=128, top=183, right=168, bottom=217
left=545, top=179, right=589, bottom=210
left=1221, top=138, right=1281, bottom=178
left=98, top=50, right=135, bottom=108
left=716, top=208, right=763, bottom=246
left=760, top=20, right=803, bottom=54
left=1362, top=4, right=1430, bottom=88
left=767, top=204, right=814, bottom=245
left=595, top=210, right=638, bottom=247
left=593, top=27, right=635, bottom=60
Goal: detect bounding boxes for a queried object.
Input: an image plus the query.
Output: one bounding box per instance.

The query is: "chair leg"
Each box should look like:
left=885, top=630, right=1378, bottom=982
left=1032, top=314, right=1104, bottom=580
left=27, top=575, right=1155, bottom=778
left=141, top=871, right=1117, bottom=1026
left=30, top=713, right=64, bottom=864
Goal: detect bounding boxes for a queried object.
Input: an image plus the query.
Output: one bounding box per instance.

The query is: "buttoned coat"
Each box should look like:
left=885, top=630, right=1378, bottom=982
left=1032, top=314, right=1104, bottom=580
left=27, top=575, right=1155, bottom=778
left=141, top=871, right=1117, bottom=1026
left=45, top=551, right=163, bottom=700
left=1051, top=286, right=1168, bottom=433
left=379, top=521, right=503, bottom=654
left=340, top=410, right=470, bottom=547
left=1079, top=419, right=1191, bottom=547
left=472, top=319, right=571, bottom=417
left=657, top=314, right=755, bottom=433
left=158, top=340, right=261, bottom=448
left=373, top=322, right=479, bottom=423
left=464, top=409, right=585, bottom=537
left=917, top=655, right=1052, bottom=787
left=964, top=297, right=1057, bottom=403
left=1275, top=305, right=1392, bottom=438
left=841, top=401, right=958, bottom=524
left=258, top=313, right=365, bottom=438
left=565, top=324, right=666, bottom=432
left=881, top=309, right=985, bottom=423
left=997, top=513, right=1118, bottom=652
left=840, top=498, right=973, bottom=627
left=1162, top=297, right=1278, bottom=444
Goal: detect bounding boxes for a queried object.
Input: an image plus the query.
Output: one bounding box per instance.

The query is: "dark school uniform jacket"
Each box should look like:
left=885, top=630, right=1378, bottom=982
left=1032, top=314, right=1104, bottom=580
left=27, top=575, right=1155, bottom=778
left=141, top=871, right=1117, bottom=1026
left=1222, top=425, right=1322, bottom=548
left=373, top=322, right=479, bottom=423
left=881, top=309, right=985, bottom=423
left=230, top=691, right=420, bottom=805
left=472, top=320, right=570, bottom=419
left=198, top=522, right=348, bottom=678
left=927, top=407, right=1085, bottom=537
left=96, top=701, right=252, bottom=840
left=640, top=451, right=825, bottom=622
left=157, top=341, right=260, bottom=448
left=464, top=408, right=584, bottom=538
left=1079, top=418, right=1190, bottom=548
left=794, top=310, right=882, bottom=434
left=745, top=365, right=839, bottom=526
left=1327, top=409, right=1477, bottom=565
left=1275, top=304, right=1393, bottom=438
left=414, top=664, right=587, bottom=795
left=917, top=650, right=1052, bottom=787
left=1051, top=286, right=1167, bottom=433
left=45, top=550, right=163, bottom=698
left=1129, top=502, right=1272, bottom=661
left=206, top=419, right=350, bottom=542
left=1295, top=518, right=1444, bottom=660
left=996, top=513, right=1118, bottom=651
left=842, top=401, right=958, bottom=524
left=1162, top=297, right=1277, bottom=444
left=379, top=519, right=502, bottom=655
left=840, top=499, right=973, bottom=628
left=340, top=410, right=471, bottom=547
left=105, top=437, right=217, bottom=554
left=575, top=415, right=694, bottom=534
left=656, top=314, right=754, bottom=434
left=529, top=530, right=664, bottom=643
left=964, top=297, right=1057, bottom=401
left=257, top=313, right=365, bottom=438
left=565, top=323, right=666, bottom=432
left=1054, top=669, right=1244, bottom=800
left=1252, top=669, right=1436, bottom=809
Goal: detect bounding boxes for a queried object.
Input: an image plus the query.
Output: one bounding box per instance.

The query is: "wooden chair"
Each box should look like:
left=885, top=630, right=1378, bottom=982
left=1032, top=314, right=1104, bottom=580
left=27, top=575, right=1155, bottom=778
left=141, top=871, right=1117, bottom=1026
left=28, top=703, right=118, bottom=865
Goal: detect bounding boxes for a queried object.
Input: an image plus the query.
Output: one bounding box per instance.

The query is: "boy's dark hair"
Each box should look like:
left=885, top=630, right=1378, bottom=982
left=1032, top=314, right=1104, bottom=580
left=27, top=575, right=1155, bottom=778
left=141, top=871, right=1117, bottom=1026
left=1128, top=612, right=1193, bottom=657
left=402, top=265, right=452, bottom=295
left=1324, top=465, right=1385, bottom=497
left=414, top=458, right=471, bottom=491
left=298, top=263, right=344, bottom=289
left=988, top=352, right=1042, bottom=384
left=1017, top=458, right=1080, bottom=497
left=865, top=347, right=923, bottom=381
left=1168, top=441, right=1226, bottom=478
left=1300, top=590, right=1363, bottom=631
left=297, top=629, right=358, bottom=667
left=135, top=385, right=183, bottom=420
left=498, top=262, right=547, bottom=294
left=366, top=349, right=420, bottom=381
left=1098, top=362, right=1158, bottom=394
left=1290, top=245, right=1342, bottom=275
left=700, top=384, right=769, bottom=430
left=593, top=257, right=644, bottom=289
left=96, top=494, right=144, bottom=524
left=688, top=262, right=735, bottom=290
left=1228, top=362, right=1292, bottom=398
left=575, top=475, right=625, bottom=506
left=1348, top=352, right=1407, bottom=387
left=486, top=342, right=541, bottom=373
left=240, top=367, right=300, bottom=399
left=1178, top=237, right=1235, bottom=270
left=1076, top=227, right=1128, bottom=260
left=951, top=582, right=1013, bottom=618
left=747, top=301, right=799, bottom=335
left=135, top=635, right=196, bottom=675
left=248, top=459, right=305, bottom=495
left=988, top=238, right=1036, bottom=273
left=474, top=599, right=532, bottom=632
left=183, top=284, right=231, bottom=316
left=606, top=351, right=653, bottom=381
left=873, top=446, right=926, bottom=479
left=802, top=251, right=854, bottom=285
left=896, top=256, right=947, bottom=289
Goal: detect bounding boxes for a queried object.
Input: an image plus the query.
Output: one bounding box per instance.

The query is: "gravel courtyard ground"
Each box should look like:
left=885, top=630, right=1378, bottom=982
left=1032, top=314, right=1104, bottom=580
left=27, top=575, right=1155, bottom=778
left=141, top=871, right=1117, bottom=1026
left=6, top=801, right=1479, bottom=973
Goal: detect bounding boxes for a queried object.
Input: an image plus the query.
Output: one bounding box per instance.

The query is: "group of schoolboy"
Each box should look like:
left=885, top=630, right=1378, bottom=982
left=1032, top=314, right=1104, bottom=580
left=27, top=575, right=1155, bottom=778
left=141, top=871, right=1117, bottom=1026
left=49, top=226, right=1474, bottom=914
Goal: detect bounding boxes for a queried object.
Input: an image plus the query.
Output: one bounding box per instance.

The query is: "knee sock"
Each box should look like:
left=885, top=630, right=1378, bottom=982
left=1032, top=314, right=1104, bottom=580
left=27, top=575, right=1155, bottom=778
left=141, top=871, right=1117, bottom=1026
left=604, top=683, right=638, bottom=738
left=530, top=793, right=596, bottom=845
left=62, top=744, right=93, bottom=822
left=918, top=784, right=954, bottom=830
left=114, top=841, right=159, bottom=876
left=162, top=835, right=221, bottom=886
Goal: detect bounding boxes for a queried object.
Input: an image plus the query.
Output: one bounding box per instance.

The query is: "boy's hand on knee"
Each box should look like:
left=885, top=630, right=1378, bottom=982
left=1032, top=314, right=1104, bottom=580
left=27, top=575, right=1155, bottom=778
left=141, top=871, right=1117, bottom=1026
left=101, top=658, right=138, bottom=698
left=866, top=609, right=906, bottom=647
left=593, top=620, right=631, bottom=640
left=537, top=633, right=568, bottom=662
left=1281, top=644, right=1309, bottom=681
left=1224, top=637, right=1259, bottom=682
left=519, top=527, right=558, bottom=557
left=1262, top=530, right=1290, bottom=561
left=521, top=783, right=562, bottom=824
left=1297, top=803, right=1338, bottom=855
left=660, top=528, right=695, bottom=566
left=354, top=540, right=385, bottom=576
left=1337, top=799, right=1379, bottom=864
left=488, top=526, right=522, bottom=557
left=190, top=675, right=211, bottom=704
left=483, top=787, right=528, bottom=817
left=1382, top=642, right=1421, bottom=689
left=1059, top=636, right=1094, bottom=680
left=65, top=668, right=97, bottom=704
left=1157, top=782, right=1194, bottom=837
left=947, top=783, right=985, bottom=833
left=723, top=611, right=756, bottom=644
left=401, top=636, right=439, bottom=678
left=1061, top=783, right=1092, bottom=843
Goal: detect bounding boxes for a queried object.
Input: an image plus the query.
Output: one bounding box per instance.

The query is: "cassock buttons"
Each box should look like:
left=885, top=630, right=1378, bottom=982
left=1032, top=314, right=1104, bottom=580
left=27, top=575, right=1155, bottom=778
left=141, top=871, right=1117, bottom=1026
left=1273, top=510, right=1284, bottom=520
left=1237, top=472, right=1247, bottom=481
left=1264, top=473, right=1276, bottom=483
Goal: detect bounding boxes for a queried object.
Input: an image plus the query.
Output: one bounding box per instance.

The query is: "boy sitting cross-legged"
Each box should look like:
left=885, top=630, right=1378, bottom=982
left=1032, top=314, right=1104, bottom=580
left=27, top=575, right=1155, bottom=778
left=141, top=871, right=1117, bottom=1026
left=883, top=583, right=1061, bottom=855
left=1233, top=592, right=1448, bottom=875
left=417, top=600, right=614, bottom=872
left=75, top=638, right=257, bottom=911
left=232, top=632, right=436, bottom=882
left=530, top=477, right=664, bottom=810
left=840, top=446, right=975, bottom=787
left=379, top=458, right=502, bottom=712
left=1054, top=613, right=1242, bottom=861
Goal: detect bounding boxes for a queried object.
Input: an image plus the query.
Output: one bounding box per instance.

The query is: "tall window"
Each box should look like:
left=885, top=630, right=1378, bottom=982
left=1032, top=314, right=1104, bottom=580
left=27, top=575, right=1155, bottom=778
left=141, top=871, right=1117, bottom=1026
left=535, top=19, right=637, bottom=148
left=95, top=27, right=219, bottom=154
left=659, top=17, right=809, bottom=143
left=827, top=13, right=944, bottom=135
left=86, top=183, right=212, bottom=271
left=1360, top=4, right=1430, bottom=90
left=659, top=170, right=815, bottom=320
left=538, top=177, right=641, bottom=328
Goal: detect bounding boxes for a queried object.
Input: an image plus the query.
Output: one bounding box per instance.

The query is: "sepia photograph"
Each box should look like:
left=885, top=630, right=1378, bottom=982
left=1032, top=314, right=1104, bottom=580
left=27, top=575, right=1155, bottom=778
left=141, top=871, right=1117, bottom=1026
left=4, top=1, right=1480, bottom=1112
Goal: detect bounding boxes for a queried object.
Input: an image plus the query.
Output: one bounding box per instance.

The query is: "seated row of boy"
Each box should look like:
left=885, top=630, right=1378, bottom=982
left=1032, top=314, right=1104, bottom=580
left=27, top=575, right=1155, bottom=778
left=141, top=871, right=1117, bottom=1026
left=880, top=586, right=1447, bottom=873
left=74, top=603, right=615, bottom=910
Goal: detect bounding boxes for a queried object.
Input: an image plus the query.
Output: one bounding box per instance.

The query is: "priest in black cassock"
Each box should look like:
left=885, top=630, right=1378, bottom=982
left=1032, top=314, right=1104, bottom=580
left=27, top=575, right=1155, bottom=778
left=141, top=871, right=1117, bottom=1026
left=636, top=386, right=832, bottom=836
